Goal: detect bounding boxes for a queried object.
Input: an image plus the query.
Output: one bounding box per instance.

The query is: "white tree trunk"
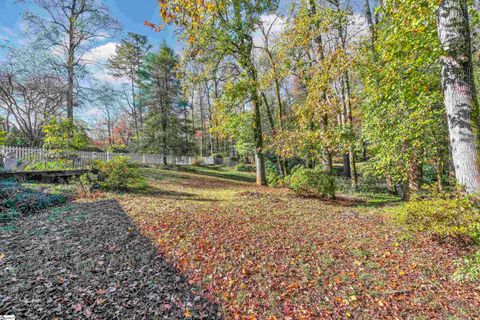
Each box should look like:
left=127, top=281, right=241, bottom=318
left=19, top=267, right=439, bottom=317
left=437, top=0, right=480, bottom=193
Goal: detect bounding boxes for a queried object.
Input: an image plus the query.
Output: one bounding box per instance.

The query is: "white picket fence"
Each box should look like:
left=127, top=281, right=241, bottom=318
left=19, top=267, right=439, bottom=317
left=0, top=146, right=195, bottom=168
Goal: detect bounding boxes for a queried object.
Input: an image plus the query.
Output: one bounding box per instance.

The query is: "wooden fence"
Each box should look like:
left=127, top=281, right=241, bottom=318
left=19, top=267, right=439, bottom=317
left=0, top=146, right=196, bottom=168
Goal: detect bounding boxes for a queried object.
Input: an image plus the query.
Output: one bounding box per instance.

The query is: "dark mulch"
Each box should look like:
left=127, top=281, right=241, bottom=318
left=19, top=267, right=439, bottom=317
left=0, top=200, right=222, bottom=319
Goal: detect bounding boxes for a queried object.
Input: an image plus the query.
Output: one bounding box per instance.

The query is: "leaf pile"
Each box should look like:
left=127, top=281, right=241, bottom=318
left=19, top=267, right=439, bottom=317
left=0, top=200, right=221, bottom=319
left=121, top=168, right=480, bottom=319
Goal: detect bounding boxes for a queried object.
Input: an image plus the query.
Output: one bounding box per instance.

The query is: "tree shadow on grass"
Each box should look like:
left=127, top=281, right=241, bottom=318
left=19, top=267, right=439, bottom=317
left=0, top=199, right=223, bottom=319
left=130, top=187, right=221, bottom=202
left=177, top=166, right=256, bottom=184
left=290, top=193, right=402, bottom=208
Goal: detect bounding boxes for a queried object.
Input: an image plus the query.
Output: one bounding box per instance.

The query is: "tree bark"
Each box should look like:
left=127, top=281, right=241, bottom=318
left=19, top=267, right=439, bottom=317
left=437, top=0, right=480, bottom=193
left=66, top=0, right=77, bottom=120
left=405, top=158, right=421, bottom=201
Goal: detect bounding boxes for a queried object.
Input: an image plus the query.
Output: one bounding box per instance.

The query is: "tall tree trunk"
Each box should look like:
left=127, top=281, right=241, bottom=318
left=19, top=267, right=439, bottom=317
left=437, top=0, right=480, bottom=193
left=405, top=158, right=421, bottom=201
left=130, top=72, right=140, bottom=140
left=67, top=0, right=77, bottom=121
left=248, top=69, right=266, bottom=185
left=386, top=176, right=396, bottom=195
left=344, top=72, right=358, bottom=189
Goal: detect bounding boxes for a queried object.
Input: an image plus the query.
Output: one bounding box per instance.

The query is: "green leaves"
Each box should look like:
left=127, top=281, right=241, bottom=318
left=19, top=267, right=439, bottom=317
left=42, top=117, right=91, bottom=152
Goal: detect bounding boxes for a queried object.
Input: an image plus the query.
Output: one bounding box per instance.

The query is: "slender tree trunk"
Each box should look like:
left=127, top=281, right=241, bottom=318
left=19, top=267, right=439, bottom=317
left=344, top=72, right=358, bottom=189
left=386, top=176, right=396, bottom=195
left=130, top=72, right=140, bottom=139
left=405, top=158, right=421, bottom=201
left=437, top=0, right=480, bottom=193
left=67, top=0, right=76, bottom=120
left=436, top=159, right=444, bottom=192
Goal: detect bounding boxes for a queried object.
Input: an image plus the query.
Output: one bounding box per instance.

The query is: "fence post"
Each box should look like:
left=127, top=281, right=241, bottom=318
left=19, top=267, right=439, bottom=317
left=143, top=154, right=146, bottom=164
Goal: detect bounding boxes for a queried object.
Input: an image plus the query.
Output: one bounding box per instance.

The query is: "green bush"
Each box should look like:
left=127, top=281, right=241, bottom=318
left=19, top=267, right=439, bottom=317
left=336, top=174, right=387, bottom=194
left=0, top=180, right=67, bottom=219
left=453, top=250, right=480, bottom=283
left=235, top=163, right=255, bottom=172
left=267, top=171, right=283, bottom=187
left=285, top=166, right=336, bottom=198
left=393, top=193, right=480, bottom=243
left=25, top=160, right=71, bottom=171
left=265, top=160, right=283, bottom=187
left=93, top=157, right=146, bottom=191
left=72, top=173, right=99, bottom=198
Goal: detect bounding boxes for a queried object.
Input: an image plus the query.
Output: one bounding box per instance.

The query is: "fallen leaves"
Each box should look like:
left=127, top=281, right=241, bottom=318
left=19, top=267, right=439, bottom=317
left=119, top=168, right=480, bottom=319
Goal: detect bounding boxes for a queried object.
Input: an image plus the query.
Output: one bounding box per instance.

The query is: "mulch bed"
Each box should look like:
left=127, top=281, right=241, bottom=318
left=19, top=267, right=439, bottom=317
left=0, top=200, right=222, bottom=319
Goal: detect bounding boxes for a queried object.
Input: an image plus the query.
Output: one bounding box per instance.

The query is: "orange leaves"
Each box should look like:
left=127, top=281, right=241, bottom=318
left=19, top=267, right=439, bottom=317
left=144, top=20, right=162, bottom=32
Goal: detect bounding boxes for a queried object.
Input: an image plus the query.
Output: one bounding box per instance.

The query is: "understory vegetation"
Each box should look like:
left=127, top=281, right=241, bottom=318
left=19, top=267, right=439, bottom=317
left=0, top=180, right=66, bottom=224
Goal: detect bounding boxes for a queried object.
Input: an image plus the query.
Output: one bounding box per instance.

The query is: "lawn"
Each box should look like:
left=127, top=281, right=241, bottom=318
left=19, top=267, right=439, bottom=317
left=1, top=166, right=479, bottom=319
left=119, top=167, right=479, bottom=319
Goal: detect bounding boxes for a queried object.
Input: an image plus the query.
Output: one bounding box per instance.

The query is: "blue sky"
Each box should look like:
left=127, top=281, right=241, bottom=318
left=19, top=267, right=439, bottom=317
left=0, top=0, right=180, bottom=49
left=0, top=0, right=182, bottom=122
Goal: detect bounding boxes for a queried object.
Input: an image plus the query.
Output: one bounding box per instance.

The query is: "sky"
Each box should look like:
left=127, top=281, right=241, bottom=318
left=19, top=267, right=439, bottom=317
left=0, top=0, right=364, bottom=123
left=0, top=0, right=183, bottom=122
left=0, top=0, right=180, bottom=48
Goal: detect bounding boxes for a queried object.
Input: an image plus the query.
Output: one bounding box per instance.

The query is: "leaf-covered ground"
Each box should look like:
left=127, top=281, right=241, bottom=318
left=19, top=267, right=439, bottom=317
left=119, top=167, right=479, bottom=319
left=1, top=166, right=479, bottom=319
left=0, top=199, right=222, bottom=319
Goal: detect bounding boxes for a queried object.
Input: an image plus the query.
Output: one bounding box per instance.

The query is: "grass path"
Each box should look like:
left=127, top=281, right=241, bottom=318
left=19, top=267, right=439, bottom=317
left=118, top=167, right=480, bottom=319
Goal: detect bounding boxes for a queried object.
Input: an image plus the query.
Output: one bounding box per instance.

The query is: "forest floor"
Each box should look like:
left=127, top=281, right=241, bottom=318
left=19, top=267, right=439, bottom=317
left=1, top=166, right=479, bottom=319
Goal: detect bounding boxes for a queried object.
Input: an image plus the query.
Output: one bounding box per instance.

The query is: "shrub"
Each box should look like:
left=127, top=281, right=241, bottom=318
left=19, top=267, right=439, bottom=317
left=393, top=193, right=480, bottom=243
left=25, top=160, right=71, bottom=171
left=72, top=173, right=100, bottom=199
left=0, top=179, right=22, bottom=200
left=265, top=160, right=283, bottom=187
left=337, top=174, right=387, bottom=194
left=191, top=157, right=204, bottom=166
left=453, top=250, right=480, bottom=283
left=236, top=163, right=255, bottom=172
left=267, top=171, right=283, bottom=187
left=286, top=166, right=336, bottom=198
left=93, top=157, right=146, bottom=191
left=0, top=180, right=67, bottom=217
left=9, top=192, right=66, bottom=215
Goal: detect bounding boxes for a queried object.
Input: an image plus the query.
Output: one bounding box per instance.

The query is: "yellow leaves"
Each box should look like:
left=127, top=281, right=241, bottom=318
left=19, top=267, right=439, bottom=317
left=0, top=253, right=4, bottom=261
left=184, top=308, right=192, bottom=318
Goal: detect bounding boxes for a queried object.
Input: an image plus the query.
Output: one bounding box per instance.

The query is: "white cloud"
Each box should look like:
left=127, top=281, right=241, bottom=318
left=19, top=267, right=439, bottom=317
left=83, top=42, right=129, bottom=85
left=83, top=42, right=119, bottom=63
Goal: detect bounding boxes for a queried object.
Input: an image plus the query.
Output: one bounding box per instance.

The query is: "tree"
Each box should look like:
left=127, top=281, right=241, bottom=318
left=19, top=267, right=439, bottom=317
left=137, top=45, right=185, bottom=164
left=0, top=47, right=66, bottom=146
left=359, top=0, right=448, bottom=199
left=43, top=117, right=91, bottom=151
left=94, top=84, right=121, bottom=146
left=437, top=0, right=480, bottom=193
left=108, top=32, right=151, bottom=138
left=21, top=0, right=121, bottom=120
left=150, top=0, right=279, bottom=185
